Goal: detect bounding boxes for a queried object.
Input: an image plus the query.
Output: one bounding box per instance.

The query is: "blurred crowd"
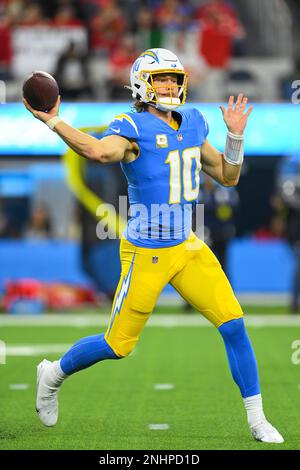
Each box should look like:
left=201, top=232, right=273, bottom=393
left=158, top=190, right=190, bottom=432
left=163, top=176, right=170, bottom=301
left=0, top=0, right=298, bottom=102
left=0, top=0, right=248, bottom=100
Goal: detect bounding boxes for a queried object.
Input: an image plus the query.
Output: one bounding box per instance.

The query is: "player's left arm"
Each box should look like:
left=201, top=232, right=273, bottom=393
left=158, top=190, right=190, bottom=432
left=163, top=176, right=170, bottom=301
left=201, top=94, right=253, bottom=187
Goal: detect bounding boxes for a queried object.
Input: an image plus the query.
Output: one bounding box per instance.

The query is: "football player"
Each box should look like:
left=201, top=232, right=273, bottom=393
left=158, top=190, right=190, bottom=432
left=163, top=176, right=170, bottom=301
left=24, top=48, right=283, bottom=443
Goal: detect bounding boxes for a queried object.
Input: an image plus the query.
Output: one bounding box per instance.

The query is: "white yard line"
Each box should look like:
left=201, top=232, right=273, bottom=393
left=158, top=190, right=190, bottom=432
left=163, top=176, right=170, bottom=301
left=1, top=314, right=300, bottom=327
left=148, top=424, right=170, bottom=431
left=158, top=293, right=291, bottom=306
left=5, top=345, right=72, bottom=356
left=154, top=384, right=174, bottom=390
left=9, top=384, right=29, bottom=390
left=0, top=315, right=108, bottom=327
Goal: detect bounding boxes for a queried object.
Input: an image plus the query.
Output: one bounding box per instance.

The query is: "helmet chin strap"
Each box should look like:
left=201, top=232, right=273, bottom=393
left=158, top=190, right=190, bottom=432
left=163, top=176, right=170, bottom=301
left=155, top=102, right=180, bottom=112
left=147, top=102, right=179, bottom=112
left=145, top=102, right=177, bottom=112
left=154, top=97, right=181, bottom=112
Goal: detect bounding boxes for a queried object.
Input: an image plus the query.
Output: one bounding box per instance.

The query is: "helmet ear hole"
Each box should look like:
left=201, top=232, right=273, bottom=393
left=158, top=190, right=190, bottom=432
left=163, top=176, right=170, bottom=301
left=136, top=93, right=141, bottom=100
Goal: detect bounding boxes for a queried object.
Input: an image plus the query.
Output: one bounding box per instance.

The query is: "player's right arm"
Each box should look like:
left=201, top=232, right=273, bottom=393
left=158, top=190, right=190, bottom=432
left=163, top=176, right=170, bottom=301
left=52, top=121, right=132, bottom=163
left=23, top=96, right=132, bottom=163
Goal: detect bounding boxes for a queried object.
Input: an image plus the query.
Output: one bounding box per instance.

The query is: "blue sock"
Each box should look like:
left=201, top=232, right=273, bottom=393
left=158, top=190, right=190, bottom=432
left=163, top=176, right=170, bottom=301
left=218, top=318, right=260, bottom=398
left=60, top=333, right=121, bottom=375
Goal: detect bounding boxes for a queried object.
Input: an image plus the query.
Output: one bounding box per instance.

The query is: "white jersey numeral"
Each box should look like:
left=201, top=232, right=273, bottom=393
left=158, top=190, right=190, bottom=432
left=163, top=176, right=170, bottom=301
left=165, top=147, right=201, bottom=204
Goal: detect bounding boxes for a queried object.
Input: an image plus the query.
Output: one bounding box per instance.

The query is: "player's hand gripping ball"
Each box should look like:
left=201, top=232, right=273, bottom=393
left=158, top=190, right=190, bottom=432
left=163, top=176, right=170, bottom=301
left=23, top=71, right=59, bottom=112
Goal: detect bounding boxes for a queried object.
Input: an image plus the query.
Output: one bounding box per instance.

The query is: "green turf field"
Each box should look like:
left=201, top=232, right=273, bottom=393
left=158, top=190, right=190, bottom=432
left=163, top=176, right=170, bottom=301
left=1, top=312, right=300, bottom=450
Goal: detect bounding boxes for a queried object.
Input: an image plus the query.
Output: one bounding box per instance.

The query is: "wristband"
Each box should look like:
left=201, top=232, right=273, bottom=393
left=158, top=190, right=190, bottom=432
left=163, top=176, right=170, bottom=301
left=224, top=131, right=244, bottom=166
left=46, top=116, right=62, bottom=131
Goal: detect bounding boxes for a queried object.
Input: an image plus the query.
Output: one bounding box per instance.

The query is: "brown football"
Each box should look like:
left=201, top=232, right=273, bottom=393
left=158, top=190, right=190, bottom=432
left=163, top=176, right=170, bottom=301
left=23, top=71, right=59, bottom=112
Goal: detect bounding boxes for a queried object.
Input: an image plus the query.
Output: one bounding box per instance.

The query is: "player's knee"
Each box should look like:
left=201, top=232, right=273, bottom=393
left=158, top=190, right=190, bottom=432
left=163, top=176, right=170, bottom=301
left=218, top=317, right=246, bottom=340
left=108, top=340, right=137, bottom=359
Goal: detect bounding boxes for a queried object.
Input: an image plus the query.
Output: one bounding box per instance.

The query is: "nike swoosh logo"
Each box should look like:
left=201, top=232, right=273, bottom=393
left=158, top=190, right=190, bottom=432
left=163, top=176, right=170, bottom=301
left=111, top=128, right=120, bottom=133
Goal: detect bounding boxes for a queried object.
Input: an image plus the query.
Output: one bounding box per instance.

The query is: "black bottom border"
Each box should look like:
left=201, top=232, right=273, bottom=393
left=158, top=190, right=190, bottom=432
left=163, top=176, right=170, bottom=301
left=0, top=449, right=299, bottom=466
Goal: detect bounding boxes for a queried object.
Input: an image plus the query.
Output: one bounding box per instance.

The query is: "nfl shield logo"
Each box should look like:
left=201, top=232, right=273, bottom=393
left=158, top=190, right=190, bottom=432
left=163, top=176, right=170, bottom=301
left=177, top=133, right=183, bottom=141
left=152, top=256, right=159, bottom=264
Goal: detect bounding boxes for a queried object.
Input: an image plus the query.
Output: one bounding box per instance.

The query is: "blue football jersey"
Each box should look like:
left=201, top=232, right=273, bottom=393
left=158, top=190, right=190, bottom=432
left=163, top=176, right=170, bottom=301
left=104, top=108, right=209, bottom=248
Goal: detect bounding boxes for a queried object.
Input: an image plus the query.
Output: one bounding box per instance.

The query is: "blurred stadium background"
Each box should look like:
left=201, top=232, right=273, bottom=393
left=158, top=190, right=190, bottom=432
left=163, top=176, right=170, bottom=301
left=1, top=0, right=300, bottom=450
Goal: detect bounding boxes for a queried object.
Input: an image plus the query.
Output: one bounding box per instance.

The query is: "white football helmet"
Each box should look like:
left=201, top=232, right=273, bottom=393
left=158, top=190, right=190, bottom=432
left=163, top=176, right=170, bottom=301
left=129, top=48, right=188, bottom=111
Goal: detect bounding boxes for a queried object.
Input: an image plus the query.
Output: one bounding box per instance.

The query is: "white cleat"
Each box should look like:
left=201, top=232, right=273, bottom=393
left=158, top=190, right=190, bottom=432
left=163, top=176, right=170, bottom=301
left=250, top=420, right=284, bottom=444
left=36, top=359, right=59, bottom=427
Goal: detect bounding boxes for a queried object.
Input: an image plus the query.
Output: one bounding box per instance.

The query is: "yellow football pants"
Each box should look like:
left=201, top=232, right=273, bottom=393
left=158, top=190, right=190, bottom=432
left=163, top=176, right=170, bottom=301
left=104, top=232, right=243, bottom=357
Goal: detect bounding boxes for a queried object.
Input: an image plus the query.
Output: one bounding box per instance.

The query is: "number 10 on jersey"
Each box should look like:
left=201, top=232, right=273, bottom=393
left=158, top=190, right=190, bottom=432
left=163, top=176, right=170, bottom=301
left=165, top=147, right=201, bottom=204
